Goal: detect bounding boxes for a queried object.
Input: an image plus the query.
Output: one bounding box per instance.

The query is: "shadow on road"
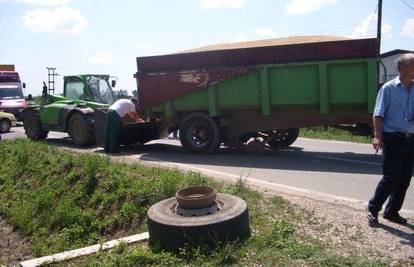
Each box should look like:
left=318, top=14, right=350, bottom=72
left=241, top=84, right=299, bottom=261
left=43, top=137, right=382, bottom=175
left=113, top=142, right=381, bottom=175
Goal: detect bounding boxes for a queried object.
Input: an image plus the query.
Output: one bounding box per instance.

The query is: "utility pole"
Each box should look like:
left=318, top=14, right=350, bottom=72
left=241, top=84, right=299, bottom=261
left=46, top=67, right=59, bottom=94
left=377, top=0, right=383, bottom=55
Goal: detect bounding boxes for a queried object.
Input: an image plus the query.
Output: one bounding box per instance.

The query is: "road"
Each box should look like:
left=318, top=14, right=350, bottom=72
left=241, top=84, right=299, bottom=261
left=2, top=125, right=414, bottom=214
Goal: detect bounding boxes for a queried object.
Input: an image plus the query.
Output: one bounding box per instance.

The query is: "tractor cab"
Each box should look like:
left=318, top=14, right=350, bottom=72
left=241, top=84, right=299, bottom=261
left=63, top=74, right=116, bottom=105
left=23, top=74, right=118, bottom=146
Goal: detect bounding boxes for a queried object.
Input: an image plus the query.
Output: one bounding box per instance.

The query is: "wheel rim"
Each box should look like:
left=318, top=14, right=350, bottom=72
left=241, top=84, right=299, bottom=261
left=189, top=121, right=210, bottom=148
left=273, top=130, right=289, bottom=142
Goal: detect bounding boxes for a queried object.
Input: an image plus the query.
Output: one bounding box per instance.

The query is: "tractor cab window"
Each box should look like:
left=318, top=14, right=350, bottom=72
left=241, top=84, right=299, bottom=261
left=66, top=79, right=85, bottom=100
left=87, top=77, right=115, bottom=105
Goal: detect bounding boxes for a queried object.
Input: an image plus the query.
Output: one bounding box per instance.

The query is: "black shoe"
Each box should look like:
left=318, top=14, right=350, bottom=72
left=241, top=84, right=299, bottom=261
left=367, top=211, right=379, bottom=227
left=383, top=213, right=407, bottom=225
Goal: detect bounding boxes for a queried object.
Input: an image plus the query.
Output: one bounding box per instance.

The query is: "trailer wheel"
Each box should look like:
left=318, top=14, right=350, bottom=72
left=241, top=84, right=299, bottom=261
left=68, top=113, right=95, bottom=147
left=147, top=194, right=250, bottom=252
left=267, top=128, right=300, bottom=148
left=23, top=109, right=48, bottom=140
left=0, top=119, right=11, bottom=133
left=179, top=113, right=220, bottom=154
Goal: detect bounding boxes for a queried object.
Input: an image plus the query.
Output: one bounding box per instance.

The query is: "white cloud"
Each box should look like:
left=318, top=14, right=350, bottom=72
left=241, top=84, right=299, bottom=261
left=88, top=52, right=115, bottom=65
left=350, top=13, right=392, bottom=39
left=22, top=7, right=87, bottom=34
left=401, top=19, right=414, bottom=38
left=234, top=33, right=250, bottom=42
left=285, top=0, right=337, bottom=15
left=1, top=0, right=71, bottom=5
left=199, top=0, right=246, bottom=10
left=254, top=28, right=276, bottom=38
left=136, top=42, right=151, bottom=51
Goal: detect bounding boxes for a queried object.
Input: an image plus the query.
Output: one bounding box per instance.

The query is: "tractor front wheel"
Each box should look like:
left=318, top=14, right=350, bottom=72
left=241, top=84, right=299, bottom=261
left=23, top=109, right=48, bottom=140
left=68, top=113, right=95, bottom=147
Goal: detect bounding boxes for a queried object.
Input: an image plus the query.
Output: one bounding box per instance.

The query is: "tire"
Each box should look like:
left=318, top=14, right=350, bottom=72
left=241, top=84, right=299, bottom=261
left=267, top=128, right=300, bottom=149
left=23, top=109, right=48, bottom=140
left=68, top=113, right=95, bottom=147
left=147, top=193, right=250, bottom=252
left=179, top=113, right=221, bottom=154
left=0, top=119, right=11, bottom=133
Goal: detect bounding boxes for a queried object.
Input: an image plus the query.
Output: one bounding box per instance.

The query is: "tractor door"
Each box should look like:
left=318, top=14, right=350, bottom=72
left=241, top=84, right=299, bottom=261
left=64, top=77, right=87, bottom=101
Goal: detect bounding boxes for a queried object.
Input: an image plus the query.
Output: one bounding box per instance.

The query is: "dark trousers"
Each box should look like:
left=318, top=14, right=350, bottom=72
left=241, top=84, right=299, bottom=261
left=368, top=132, right=414, bottom=215
left=104, top=110, right=122, bottom=153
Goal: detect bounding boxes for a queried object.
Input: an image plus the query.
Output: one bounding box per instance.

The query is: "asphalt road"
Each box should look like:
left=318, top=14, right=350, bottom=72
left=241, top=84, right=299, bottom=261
left=2, top=125, right=414, bottom=214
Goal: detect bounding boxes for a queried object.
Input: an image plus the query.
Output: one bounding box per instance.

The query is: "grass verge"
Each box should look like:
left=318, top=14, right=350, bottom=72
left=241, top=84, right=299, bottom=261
left=300, top=127, right=372, bottom=144
left=0, top=139, right=386, bottom=266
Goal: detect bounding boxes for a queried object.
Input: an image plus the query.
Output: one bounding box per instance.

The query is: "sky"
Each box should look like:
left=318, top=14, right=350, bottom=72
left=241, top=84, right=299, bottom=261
left=0, top=0, right=413, bottom=97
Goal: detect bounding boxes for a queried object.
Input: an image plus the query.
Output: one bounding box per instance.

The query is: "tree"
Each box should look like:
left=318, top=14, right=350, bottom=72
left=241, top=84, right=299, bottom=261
left=132, top=89, right=138, bottom=98
left=114, top=89, right=129, bottom=100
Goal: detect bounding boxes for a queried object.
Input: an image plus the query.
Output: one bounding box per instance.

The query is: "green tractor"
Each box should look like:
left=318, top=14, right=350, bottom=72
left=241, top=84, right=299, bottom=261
left=22, top=74, right=116, bottom=146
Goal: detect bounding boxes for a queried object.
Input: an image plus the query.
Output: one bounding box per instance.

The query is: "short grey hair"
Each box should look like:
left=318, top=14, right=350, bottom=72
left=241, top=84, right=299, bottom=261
left=397, top=53, right=414, bottom=72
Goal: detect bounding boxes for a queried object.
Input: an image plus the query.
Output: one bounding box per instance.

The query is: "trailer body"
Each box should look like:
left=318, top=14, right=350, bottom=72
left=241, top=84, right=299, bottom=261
left=133, top=37, right=378, bottom=152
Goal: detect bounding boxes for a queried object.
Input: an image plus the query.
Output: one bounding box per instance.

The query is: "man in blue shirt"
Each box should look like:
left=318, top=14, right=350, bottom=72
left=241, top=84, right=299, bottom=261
left=367, top=53, right=414, bottom=226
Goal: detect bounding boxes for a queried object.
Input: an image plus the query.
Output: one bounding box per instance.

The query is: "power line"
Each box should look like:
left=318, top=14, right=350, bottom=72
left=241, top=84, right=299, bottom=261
left=289, top=12, right=413, bottom=36
left=401, top=0, right=414, bottom=10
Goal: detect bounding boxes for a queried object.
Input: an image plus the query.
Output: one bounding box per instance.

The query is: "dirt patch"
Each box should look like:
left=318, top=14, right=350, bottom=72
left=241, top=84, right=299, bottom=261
left=266, top=191, right=414, bottom=265
left=0, top=216, right=32, bottom=266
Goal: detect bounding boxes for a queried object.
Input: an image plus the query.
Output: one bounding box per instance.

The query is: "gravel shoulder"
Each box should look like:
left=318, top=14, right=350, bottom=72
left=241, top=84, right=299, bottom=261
left=275, top=192, right=414, bottom=265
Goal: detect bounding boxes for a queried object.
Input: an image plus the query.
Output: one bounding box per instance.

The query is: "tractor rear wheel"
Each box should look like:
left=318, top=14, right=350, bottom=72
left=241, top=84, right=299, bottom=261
left=179, top=113, right=221, bottom=154
left=23, top=109, right=48, bottom=140
left=68, top=113, right=95, bottom=147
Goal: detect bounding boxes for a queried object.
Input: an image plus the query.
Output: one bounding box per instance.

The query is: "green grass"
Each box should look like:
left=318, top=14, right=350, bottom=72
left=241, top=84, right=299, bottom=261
left=0, top=139, right=388, bottom=266
left=300, top=127, right=373, bottom=144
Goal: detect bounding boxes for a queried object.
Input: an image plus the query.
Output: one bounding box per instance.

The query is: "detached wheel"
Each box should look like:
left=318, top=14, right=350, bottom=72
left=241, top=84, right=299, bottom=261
left=267, top=128, right=300, bottom=148
left=23, top=109, right=48, bottom=140
left=147, top=194, right=250, bottom=252
left=68, top=113, right=95, bottom=146
left=0, top=119, right=11, bottom=133
left=179, top=113, right=220, bottom=154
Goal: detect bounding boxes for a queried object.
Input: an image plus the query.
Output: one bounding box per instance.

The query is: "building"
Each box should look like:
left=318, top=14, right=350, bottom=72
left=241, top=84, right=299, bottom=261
left=380, top=49, right=414, bottom=84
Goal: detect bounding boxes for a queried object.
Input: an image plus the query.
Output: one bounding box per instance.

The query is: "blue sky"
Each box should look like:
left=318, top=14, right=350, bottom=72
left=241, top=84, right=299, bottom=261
left=1, top=0, right=413, bottom=96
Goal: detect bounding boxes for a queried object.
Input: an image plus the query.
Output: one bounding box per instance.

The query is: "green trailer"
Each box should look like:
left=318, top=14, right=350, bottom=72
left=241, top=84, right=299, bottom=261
left=108, top=36, right=380, bottom=154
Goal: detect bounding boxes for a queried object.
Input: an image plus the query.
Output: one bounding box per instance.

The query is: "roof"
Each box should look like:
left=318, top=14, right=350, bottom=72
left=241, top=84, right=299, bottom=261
left=179, top=35, right=351, bottom=53
left=381, top=49, right=414, bottom=58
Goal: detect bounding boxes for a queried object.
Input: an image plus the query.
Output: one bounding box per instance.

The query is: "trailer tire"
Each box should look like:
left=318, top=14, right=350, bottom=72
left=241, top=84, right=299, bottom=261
left=267, top=128, right=300, bottom=148
left=68, top=113, right=95, bottom=147
left=179, top=113, right=220, bottom=154
left=147, top=194, right=250, bottom=252
left=0, top=119, right=12, bottom=133
left=23, top=109, right=48, bottom=140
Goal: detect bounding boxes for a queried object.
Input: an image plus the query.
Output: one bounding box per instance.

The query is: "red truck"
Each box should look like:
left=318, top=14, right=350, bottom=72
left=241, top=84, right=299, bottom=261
left=0, top=65, right=27, bottom=120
